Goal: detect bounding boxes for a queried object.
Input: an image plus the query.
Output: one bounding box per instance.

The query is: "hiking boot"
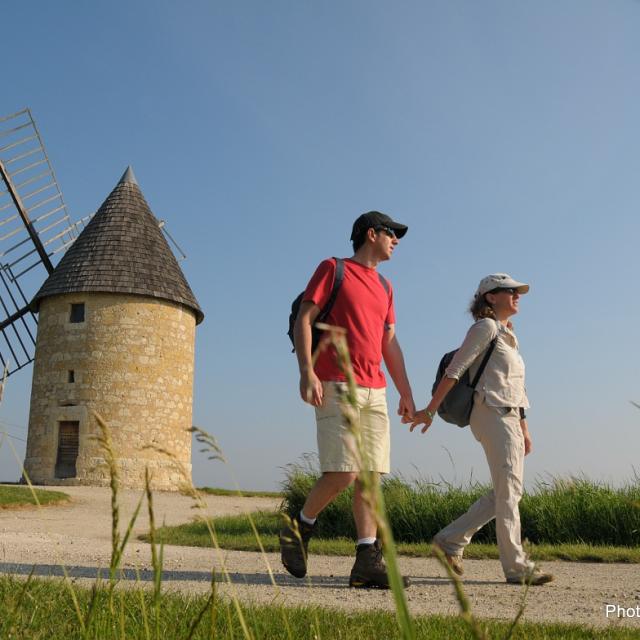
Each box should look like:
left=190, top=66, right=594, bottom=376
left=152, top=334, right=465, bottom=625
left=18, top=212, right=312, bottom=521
left=506, top=568, right=555, bottom=586
left=431, top=540, right=464, bottom=576
left=279, top=514, right=315, bottom=578
left=349, top=539, right=411, bottom=589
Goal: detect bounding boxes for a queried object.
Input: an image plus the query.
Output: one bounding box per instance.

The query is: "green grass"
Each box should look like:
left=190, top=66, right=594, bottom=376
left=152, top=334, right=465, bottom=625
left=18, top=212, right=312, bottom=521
left=198, top=486, right=284, bottom=498
left=280, top=467, right=640, bottom=547
left=0, top=485, right=70, bottom=508
left=142, top=510, right=640, bottom=563
left=1, top=576, right=636, bottom=640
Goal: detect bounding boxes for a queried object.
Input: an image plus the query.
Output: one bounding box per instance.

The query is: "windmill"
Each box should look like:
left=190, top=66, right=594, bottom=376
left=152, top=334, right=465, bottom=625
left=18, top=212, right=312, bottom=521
left=0, top=108, right=203, bottom=490
left=0, top=108, right=90, bottom=376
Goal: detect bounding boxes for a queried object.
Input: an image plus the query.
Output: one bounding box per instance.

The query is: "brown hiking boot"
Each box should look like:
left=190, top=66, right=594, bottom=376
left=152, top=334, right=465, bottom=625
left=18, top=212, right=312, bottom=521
left=431, top=540, right=464, bottom=576
left=349, top=539, right=410, bottom=589
left=506, top=568, right=555, bottom=586
left=279, top=514, right=315, bottom=578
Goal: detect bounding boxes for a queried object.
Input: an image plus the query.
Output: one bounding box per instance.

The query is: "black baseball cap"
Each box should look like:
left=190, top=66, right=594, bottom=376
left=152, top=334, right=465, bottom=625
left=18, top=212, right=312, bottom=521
left=350, top=211, right=408, bottom=241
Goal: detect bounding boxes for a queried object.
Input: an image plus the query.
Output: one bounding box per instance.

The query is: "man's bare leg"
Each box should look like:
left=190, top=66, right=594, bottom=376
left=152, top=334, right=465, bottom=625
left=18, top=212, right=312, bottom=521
left=301, top=471, right=357, bottom=518
left=353, top=475, right=378, bottom=539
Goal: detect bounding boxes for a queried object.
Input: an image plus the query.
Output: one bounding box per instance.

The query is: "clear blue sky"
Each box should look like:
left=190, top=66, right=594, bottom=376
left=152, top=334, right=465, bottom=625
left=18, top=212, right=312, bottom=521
left=1, top=1, right=639, bottom=490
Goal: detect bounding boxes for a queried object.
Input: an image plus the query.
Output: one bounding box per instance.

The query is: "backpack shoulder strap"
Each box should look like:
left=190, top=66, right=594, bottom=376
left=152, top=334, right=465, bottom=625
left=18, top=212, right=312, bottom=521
left=377, top=272, right=390, bottom=296
left=470, top=337, right=497, bottom=388
left=318, top=257, right=344, bottom=320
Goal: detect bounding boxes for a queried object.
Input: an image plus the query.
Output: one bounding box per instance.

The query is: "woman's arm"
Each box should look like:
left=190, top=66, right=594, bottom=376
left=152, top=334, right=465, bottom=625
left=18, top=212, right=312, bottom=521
left=403, top=375, right=457, bottom=433
left=404, top=319, right=497, bottom=434
left=444, top=318, right=497, bottom=380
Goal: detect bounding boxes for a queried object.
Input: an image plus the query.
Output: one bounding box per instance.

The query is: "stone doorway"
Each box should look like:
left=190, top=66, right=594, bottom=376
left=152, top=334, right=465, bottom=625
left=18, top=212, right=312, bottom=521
left=55, top=421, right=79, bottom=479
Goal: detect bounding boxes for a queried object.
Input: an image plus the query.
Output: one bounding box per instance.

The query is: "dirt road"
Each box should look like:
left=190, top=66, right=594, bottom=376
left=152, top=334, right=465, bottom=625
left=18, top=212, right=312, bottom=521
left=1, top=485, right=638, bottom=630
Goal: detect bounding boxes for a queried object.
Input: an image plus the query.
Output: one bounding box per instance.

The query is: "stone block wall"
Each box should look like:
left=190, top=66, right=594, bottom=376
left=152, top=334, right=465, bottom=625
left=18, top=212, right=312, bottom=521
left=23, top=292, right=196, bottom=491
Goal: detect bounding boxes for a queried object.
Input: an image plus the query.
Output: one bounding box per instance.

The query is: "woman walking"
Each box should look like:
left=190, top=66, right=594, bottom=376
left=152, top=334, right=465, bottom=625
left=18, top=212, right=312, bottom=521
left=406, top=273, right=553, bottom=585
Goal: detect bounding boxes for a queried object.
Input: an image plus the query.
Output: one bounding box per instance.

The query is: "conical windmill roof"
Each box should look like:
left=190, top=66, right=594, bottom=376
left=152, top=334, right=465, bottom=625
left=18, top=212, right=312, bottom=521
left=31, top=167, right=204, bottom=324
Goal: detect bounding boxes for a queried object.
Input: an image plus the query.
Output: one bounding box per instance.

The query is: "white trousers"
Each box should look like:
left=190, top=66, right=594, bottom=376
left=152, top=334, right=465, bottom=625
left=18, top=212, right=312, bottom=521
left=434, top=394, right=534, bottom=579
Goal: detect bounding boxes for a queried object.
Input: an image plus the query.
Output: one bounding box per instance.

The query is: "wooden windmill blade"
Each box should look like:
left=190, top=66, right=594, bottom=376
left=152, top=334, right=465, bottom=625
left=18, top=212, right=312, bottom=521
left=0, top=108, right=89, bottom=376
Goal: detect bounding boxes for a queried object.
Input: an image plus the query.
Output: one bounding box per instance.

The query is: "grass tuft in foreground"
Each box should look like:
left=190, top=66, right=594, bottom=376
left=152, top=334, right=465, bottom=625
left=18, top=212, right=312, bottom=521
left=1, top=577, right=637, bottom=640
left=143, top=510, right=640, bottom=563
left=0, top=485, right=70, bottom=508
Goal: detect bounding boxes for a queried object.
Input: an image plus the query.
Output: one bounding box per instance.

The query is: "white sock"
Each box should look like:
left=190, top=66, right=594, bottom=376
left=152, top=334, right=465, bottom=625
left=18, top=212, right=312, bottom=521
left=299, top=510, right=316, bottom=526
left=357, top=537, right=376, bottom=546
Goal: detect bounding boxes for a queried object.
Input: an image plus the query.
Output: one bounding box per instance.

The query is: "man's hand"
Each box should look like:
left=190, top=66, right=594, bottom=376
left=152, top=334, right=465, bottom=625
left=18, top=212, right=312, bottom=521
left=300, top=369, right=323, bottom=406
left=397, top=394, right=416, bottom=423
left=382, top=330, right=415, bottom=422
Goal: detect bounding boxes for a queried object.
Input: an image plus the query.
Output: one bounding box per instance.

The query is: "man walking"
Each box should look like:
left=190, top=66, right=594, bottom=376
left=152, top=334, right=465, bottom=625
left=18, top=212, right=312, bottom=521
left=280, top=211, right=415, bottom=588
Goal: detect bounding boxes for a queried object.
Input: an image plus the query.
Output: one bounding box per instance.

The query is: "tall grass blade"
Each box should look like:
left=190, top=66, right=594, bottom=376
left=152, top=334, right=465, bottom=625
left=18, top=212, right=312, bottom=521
left=143, top=437, right=255, bottom=640
left=316, top=323, right=415, bottom=640
left=83, top=581, right=100, bottom=639
left=62, top=565, right=87, bottom=635
left=184, top=575, right=216, bottom=640
left=145, top=467, right=164, bottom=639
left=135, top=567, right=152, bottom=640
left=432, top=546, right=488, bottom=639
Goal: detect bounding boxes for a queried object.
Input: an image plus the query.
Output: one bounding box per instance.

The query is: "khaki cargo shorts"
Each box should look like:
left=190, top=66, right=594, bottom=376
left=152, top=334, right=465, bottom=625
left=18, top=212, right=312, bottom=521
left=314, top=381, right=390, bottom=473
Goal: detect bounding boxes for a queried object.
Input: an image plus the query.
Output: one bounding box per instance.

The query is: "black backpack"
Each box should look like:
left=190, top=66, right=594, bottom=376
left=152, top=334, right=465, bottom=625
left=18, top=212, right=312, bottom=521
left=287, top=258, right=390, bottom=353
left=288, top=258, right=345, bottom=353
left=432, top=338, right=497, bottom=427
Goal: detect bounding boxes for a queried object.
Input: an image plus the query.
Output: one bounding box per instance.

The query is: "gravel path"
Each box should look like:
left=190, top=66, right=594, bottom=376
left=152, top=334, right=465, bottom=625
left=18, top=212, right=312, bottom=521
left=1, top=485, right=638, bottom=630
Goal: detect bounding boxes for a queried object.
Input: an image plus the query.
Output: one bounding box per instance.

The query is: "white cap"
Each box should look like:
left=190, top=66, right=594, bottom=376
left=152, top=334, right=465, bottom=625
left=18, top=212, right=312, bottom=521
left=476, top=273, right=530, bottom=297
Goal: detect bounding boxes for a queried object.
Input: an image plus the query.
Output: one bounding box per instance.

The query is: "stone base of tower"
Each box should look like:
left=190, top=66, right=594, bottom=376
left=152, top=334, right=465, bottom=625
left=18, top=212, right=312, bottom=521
left=24, top=292, right=197, bottom=494
left=23, top=457, right=193, bottom=492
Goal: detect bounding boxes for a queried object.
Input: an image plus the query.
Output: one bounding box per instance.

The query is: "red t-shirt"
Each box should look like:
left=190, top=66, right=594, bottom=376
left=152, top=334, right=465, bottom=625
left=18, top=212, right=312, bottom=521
left=303, top=258, right=395, bottom=388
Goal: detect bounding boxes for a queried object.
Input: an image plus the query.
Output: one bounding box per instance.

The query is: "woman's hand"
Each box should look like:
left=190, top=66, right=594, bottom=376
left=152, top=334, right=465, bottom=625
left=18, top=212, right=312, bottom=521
left=404, top=408, right=434, bottom=433
left=520, top=419, right=532, bottom=455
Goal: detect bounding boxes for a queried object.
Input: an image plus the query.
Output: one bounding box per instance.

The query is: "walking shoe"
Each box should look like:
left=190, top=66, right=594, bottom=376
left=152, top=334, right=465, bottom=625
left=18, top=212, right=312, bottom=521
left=431, top=540, right=464, bottom=576
left=279, top=514, right=315, bottom=578
left=506, top=568, right=554, bottom=586
left=349, top=539, right=410, bottom=589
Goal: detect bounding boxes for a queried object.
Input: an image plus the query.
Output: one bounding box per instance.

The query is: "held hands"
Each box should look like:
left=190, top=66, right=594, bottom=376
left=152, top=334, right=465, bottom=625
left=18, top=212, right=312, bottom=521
left=402, top=408, right=434, bottom=434
left=397, top=394, right=416, bottom=424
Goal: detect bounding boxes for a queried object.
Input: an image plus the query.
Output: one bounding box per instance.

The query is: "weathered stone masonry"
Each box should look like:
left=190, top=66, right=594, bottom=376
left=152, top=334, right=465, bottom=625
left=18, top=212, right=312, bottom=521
left=24, top=293, right=196, bottom=490
left=23, top=167, right=203, bottom=490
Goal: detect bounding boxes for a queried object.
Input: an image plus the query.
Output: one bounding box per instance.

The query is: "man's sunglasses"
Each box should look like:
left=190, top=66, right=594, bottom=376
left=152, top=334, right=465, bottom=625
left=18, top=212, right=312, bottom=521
left=374, top=225, right=397, bottom=238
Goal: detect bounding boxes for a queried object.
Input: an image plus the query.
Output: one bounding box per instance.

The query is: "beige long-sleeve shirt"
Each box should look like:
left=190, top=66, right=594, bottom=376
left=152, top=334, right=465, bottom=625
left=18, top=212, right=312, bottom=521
left=445, top=318, right=530, bottom=409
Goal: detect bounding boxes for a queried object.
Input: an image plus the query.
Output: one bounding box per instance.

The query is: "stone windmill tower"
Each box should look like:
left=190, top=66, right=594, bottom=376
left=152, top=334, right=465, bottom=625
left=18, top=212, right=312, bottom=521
left=22, top=166, right=204, bottom=490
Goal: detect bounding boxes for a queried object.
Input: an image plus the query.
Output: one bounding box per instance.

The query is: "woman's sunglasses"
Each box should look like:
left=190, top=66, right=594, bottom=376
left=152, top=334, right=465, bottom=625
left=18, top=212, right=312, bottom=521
left=488, top=287, right=519, bottom=295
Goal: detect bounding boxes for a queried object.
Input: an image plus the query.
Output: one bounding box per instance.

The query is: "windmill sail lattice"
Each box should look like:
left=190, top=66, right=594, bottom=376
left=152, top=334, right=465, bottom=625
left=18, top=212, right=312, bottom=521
left=0, top=108, right=89, bottom=376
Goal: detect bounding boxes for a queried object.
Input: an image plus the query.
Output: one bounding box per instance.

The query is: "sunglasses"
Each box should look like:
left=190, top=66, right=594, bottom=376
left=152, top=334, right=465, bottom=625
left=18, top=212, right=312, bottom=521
left=374, top=225, right=397, bottom=238
left=488, top=287, right=519, bottom=295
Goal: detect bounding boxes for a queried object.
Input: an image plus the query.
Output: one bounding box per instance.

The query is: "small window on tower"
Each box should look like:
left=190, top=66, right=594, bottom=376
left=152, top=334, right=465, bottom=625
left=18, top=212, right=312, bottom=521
left=69, top=303, right=85, bottom=323
left=68, top=370, right=75, bottom=383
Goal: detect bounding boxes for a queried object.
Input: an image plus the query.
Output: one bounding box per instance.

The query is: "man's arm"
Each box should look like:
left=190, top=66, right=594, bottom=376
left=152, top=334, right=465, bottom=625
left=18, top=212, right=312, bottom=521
left=294, top=301, right=324, bottom=406
left=382, top=324, right=415, bottom=420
